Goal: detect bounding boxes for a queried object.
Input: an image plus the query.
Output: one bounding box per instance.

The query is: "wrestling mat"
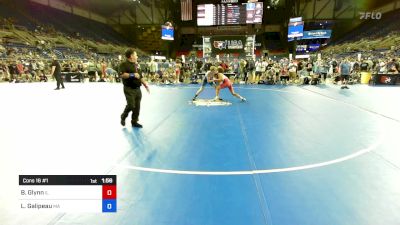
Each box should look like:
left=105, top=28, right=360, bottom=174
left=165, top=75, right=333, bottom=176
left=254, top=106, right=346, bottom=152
left=189, top=98, right=232, bottom=106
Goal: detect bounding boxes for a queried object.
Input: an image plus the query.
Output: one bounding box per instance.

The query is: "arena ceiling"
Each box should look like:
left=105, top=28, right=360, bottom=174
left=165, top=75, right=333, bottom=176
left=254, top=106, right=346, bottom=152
left=54, top=0, right=154, bottom=17
left=356, top=0, right=397, bottom=9
left=51, top=0, right=398, bottom=17
left=298, top=0, right=397, bottom=10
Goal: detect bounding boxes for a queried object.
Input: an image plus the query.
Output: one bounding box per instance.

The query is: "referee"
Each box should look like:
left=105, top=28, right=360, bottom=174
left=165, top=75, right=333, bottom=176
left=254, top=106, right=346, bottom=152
left=50, top=56, right=65, bottom=90
left=119, top=49, right=150, bottom=128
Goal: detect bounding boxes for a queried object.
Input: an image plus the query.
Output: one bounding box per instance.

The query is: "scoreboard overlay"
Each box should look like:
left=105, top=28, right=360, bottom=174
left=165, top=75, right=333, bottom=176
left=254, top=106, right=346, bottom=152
left=19, top=175, right=117, bottom=213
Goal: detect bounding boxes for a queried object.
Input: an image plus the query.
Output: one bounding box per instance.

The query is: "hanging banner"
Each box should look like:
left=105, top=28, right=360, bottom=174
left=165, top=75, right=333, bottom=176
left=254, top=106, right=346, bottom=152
left=308, top=44, right=321, bottom=51
left=302, top=30, right=332, bottom=39
left=296, top=45, right=307, bottom=52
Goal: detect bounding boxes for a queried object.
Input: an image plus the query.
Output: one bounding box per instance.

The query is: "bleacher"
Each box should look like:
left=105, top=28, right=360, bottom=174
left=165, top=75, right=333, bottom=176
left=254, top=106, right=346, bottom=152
left=336, top=9, right=400, bottom=45
left=0, top=2, right=36, bottom=30
left=323, top=9, right=400, bottom=55
left=0, top=1, right=149, bottom=60
left=28, top=3, right=130, bottom=46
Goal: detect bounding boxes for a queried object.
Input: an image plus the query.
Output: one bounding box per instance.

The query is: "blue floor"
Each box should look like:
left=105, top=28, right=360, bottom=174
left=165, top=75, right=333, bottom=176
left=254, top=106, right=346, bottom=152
left=1, top=83, right=399, bottom=225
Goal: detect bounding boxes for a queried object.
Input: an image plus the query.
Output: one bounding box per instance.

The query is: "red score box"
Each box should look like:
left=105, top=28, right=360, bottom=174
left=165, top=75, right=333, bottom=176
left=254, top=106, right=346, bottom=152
left=102, top=185, right=117, bottom=199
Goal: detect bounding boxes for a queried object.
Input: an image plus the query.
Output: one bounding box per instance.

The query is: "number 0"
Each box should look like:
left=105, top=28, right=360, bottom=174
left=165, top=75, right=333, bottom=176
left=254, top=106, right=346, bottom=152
left=107, top=190, right=112, bottom=195
left=107, top=204, right=112, bottom=209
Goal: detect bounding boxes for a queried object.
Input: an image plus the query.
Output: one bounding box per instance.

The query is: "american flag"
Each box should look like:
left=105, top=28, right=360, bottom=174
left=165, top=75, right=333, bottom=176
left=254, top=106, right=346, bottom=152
left=181, top=0, right=192, bottom=21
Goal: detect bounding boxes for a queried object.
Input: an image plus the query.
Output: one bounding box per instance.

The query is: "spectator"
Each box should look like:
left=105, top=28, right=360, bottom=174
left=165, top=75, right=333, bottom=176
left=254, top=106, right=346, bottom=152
left=288, top=60, right=297, bottom=83
left=359, top=59, right=369, bottom=72
left=339, top=59, right=351, bottom=89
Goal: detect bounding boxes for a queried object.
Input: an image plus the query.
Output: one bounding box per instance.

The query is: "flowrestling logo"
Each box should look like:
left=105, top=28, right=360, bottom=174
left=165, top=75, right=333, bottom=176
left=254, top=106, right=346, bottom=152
left=359, top=12, right=382, bottom=20
left=213, top=40, right=243, bottom=50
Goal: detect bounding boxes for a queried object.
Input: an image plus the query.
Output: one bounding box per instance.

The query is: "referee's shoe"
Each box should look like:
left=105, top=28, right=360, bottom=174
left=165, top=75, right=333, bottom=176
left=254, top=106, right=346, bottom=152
left=132, top=122, right=143, bottom=128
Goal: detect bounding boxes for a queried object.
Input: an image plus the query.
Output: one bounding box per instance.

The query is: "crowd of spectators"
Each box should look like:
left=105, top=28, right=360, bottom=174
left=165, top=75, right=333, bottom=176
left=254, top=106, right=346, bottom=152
left=0, top=13, right=137, bottom=83
left=1, top=9, right=399, bottom=86
left=1, top=49, right=399, bottom=85
left=126, top=52, right=400, bottom=86
left=0, top=53, right=122, bottom=83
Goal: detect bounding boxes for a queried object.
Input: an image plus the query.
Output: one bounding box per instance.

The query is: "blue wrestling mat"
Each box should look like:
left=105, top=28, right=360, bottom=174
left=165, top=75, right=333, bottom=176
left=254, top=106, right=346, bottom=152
left=1, top=83, right=400, bottom=225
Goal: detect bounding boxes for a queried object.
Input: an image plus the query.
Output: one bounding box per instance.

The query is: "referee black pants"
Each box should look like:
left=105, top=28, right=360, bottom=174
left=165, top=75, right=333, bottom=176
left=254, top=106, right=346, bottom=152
left=55, top=73, right=65, bottom=88
left=121, top=86, right=142, bottom=123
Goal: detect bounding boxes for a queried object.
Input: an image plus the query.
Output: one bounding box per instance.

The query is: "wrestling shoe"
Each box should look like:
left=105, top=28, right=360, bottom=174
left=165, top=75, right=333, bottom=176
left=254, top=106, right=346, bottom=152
left=213, top=97, right=221, bottom=101
left=241, top=97, right=247, bottom=102
left=120, top=117, right=126, bottom=126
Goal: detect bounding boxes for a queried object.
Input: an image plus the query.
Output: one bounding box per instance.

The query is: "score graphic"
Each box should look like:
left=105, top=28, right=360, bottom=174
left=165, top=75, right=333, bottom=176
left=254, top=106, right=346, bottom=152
left=19, top=175, right=117, bottom=213
left=102, top=185, right=117, bottom=212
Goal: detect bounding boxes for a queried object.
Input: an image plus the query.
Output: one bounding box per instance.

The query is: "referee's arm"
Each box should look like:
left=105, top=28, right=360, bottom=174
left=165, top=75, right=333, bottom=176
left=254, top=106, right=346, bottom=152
left=50, top=65, right=56, bottom=77
left=119, top=63, right=130, bottom=79
left=137, top=67, right=150, bottom=93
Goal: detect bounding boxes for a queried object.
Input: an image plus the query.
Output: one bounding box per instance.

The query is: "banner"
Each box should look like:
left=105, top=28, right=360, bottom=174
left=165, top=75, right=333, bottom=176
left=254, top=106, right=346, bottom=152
left=181, top=0, right=193, bottom=21
left=302, top=30, right=332, bottom=39
left=296, top=45, right=307, bottom=52
left=308, top=44, right=320, bottom=51
left=62, top=72, right=83, bottom=82
left=373, top=74, right=400, bottom=85
left=210, top=36, right=246, bottom=54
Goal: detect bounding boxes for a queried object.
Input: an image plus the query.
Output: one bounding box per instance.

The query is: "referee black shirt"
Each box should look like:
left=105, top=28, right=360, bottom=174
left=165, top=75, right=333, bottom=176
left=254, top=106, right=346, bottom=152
left=119, top=60, right=142, bottom=88
left=51, top=60, right=61, bottom=75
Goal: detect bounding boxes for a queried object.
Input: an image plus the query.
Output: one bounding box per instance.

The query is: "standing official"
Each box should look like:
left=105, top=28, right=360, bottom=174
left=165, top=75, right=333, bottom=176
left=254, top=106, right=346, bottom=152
left=119, top=49, right=150, bottom=128
left=50, top=56, right=65, bottom=90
